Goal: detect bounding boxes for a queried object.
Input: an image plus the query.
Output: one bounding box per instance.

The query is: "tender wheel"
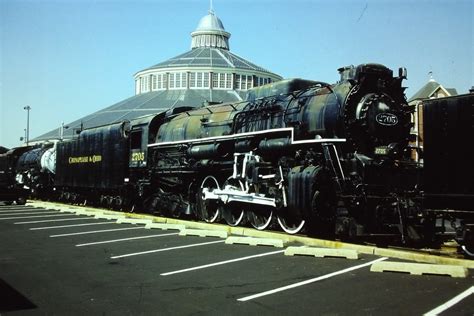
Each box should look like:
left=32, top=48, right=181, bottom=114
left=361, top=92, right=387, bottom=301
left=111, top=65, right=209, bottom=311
left=197, top=176, right=221, bottom=223
left=247, top=210, right=273, bottom=230
left=277, top=210, right=305, bottom=234
left=460, top=226, right=474, bottom=258
left=461, top=245, right=474, bottom=258
left=221, top=178, right=245, bottom=226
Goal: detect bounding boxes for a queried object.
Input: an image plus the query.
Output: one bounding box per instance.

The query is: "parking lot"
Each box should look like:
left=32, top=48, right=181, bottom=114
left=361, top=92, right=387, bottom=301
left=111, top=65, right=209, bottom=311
left=1, top=203, right=473, bottom=315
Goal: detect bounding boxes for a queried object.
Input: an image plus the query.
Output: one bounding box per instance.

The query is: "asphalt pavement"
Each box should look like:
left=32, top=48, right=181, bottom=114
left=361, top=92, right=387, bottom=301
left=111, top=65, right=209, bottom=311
left=0, top=203, right=473, bottom=315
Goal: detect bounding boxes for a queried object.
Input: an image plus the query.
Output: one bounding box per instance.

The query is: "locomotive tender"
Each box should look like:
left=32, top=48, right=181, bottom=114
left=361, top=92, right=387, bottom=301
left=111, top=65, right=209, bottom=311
left=8, top=63, right=473, bottom=251
left=422, top=94, right=474, bottom=254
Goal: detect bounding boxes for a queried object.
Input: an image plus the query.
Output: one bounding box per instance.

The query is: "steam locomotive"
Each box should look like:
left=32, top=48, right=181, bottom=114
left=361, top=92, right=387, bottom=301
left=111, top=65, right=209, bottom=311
left=2, top=63, right=472, bottom=252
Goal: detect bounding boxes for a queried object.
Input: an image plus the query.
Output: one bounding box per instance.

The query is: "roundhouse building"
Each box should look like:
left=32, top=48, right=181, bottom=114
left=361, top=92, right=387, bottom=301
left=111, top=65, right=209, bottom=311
left=35, top=10, right=282, bottom=141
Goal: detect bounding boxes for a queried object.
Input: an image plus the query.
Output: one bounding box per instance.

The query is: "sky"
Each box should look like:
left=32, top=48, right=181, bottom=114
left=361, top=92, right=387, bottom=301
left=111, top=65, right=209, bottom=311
left=0, top=0, right=472, bottom=148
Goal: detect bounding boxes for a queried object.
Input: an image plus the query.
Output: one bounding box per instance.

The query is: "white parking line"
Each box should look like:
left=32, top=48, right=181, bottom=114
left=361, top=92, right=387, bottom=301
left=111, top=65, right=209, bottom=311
left=0, top=214, right=76, bottom=221
left=15, top=217, right=96, bottom=224
left=161, top=250, right=285, bottom=276
left=0, top=205, right=38, bottom=209
left=30, top=222, right=113, bottom=230
left=110, top=240, right=225, bottom=259
left=0, top=208, right=43, bottom=213
left=76, top=232, right=179, bottom=247
left=0, top=211, right=58, bottom=216
left=50, top=227, right=145, bottom=237
left=424, top=286, right=474, bottom=316
left=237, top=257, right=388, bottom=302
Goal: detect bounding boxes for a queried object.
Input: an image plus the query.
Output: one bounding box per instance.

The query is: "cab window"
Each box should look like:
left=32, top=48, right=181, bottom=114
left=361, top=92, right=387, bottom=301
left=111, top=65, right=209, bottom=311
left=130, top=130, right=142, bottom=150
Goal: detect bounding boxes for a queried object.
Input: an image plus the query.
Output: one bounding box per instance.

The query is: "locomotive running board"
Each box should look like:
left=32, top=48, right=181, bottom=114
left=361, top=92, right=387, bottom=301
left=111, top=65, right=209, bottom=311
left=148, top=127, right=346, bottom=148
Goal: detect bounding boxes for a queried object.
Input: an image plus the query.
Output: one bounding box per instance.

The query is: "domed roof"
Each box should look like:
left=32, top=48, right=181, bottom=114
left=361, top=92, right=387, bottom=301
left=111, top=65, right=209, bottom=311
left=140, top=47, right=277, bottom=75
left=194, top=10, right=226, bottom=33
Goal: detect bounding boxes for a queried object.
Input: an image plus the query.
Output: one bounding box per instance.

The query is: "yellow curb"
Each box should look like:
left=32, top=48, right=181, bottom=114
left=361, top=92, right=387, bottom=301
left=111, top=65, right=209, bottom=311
left=374, top=248, right=474, bottom=269
left=145, top=223, right=185, bottom=230
left=225, top=236, right=286, bottom=247
left=179, top=229, right=228, bottom=238
left=116, top=218, right=153, bottom=225
left=165, top=218, right=230, bottom=232
left=370, top=261, right=469, bottom=278
left=74, top=210, right=98, bottom=216
left=94, top=214, right=124, bottom=220
left=285, top=246, right=359, bottom=259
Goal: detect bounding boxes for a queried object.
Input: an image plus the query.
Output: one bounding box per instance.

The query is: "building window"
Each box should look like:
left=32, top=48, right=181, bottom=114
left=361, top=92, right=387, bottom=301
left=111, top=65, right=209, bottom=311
left=197, top=72, right=203, bottom=88
left=235, top=74, right=241, bottom=90
left=176, top=73, right=181, bottom=88
left=212, top=73, right=219, bottom=88
left=167, top=72, right=188, bottom=89
left=219, top=73, right=225, bottom=88
left=152, top=75, right=157, bottom=90
left=226, top=74, right=232, bottom=89
left=140, top=76, right=150, bottom=92
left=247, top=75, right=253, bottom=90
left=182, top=72, right=187, bottom=88
left=169, top=73, right=175, bottom=89
left=241, top=75, right=247, bottom=90
left=156, top=74, right=162, bottom=90
left=190, top=72, right=211, bottom=89
left=190, top=73, right=196, bottom=87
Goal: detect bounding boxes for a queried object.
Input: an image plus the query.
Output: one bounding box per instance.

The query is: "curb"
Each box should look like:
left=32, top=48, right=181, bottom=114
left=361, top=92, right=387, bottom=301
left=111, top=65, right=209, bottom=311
left=370, top=261, right=469, bottom=278
left=226, top=236, right=286, bottom=247
left=27, top=200, right=474, bottom=269
left=285, top=246, right=359, bottom=259
left=179, top=229, right=228, bottom=238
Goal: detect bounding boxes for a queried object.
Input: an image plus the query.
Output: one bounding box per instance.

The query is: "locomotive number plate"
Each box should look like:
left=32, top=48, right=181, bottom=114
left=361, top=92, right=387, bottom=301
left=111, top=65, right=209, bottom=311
left=131, top=152, right=145, bottom=161
left=374, top=146, right=388, bottom=155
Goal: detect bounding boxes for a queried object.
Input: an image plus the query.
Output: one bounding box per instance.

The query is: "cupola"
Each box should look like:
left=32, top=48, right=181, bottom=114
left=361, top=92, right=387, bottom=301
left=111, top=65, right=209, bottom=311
left=191, top=10, right=231, bottom=50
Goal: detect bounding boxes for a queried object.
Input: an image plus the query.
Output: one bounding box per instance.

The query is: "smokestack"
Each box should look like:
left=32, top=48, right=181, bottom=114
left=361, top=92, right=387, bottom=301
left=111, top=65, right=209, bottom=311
left=469, top=86, right=474, bottom=94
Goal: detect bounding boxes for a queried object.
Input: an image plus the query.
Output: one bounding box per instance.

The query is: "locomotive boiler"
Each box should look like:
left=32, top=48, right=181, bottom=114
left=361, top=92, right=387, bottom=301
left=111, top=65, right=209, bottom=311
left=146, top=63, right=421, bottom=240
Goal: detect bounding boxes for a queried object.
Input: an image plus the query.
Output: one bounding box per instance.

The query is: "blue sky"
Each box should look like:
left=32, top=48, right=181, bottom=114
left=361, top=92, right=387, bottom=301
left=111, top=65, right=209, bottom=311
left=1, top=0, right=472, bottom=148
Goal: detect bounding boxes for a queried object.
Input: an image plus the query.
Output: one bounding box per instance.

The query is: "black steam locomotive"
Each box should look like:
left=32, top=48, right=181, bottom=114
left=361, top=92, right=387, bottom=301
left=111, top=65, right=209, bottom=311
left=147, top=63, right=417, bottom=241
left=0, top=146, right=29, bottom=205
left=2, top=63, right=472, bottom=253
